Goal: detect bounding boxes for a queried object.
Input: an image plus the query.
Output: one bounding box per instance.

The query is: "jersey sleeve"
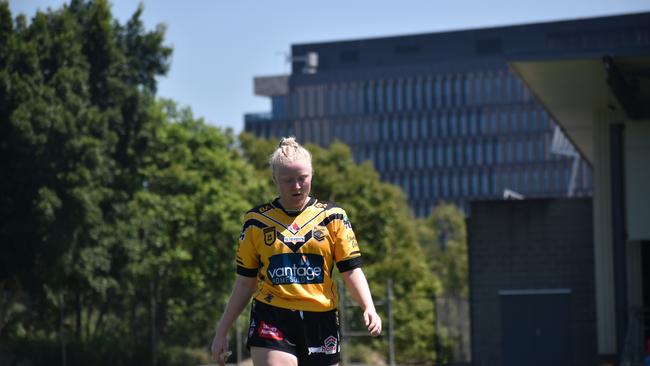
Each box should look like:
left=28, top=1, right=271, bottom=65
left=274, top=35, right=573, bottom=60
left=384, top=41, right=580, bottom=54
left=235, top=215, right=261, bottom=277
left=330, top=208, right=362, bottom=273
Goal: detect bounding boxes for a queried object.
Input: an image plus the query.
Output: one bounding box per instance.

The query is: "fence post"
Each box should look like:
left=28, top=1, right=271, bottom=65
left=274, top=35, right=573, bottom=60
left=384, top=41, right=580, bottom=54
left=433, top=292, right=440, bottom=366
left=387, top=277, right=396, bottom=366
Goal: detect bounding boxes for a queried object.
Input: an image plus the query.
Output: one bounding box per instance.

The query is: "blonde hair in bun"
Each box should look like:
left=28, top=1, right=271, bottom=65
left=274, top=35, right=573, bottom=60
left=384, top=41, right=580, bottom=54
left=269, top=136, right=312, bottom=173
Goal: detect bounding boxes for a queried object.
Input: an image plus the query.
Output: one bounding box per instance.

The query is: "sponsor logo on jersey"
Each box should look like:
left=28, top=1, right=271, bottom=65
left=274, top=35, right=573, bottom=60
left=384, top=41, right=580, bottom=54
left=267, top=254, right=324, bottom=285
left=258, top=204, right=272, bottom=213
left=258, top=321, right=284, bottom=340
left=307, top=335, right=338, bottom=355
left=263, top=227, right=276, bottom=246
left=283, top=235, right=305, bottom=244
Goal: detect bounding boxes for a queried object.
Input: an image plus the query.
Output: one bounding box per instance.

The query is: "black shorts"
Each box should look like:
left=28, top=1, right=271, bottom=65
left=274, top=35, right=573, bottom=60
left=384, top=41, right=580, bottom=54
left=246, top=300, right=340, bottom=366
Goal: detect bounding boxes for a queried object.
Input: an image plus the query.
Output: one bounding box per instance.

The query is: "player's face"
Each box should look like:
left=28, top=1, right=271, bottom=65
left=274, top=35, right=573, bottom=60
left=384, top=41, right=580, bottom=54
left=273, top=159, right=312, bottom=210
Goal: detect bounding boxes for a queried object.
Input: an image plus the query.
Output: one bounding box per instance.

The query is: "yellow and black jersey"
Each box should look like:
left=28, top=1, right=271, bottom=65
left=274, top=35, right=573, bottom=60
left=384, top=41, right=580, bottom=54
left=236, top=197, right=362, bottom=312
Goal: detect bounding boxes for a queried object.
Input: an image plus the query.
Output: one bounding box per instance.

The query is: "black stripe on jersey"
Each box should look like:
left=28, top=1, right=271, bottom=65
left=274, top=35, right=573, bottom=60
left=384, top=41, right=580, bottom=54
left=237, top=265, right=258, bottom=277
left=336, top=256, right=362, bottom=273
left=318, top=213, right=344, bottom=227
left=259, top=207, right=325, bottom=235
left=277, top=231, right=314, bottom=253
left=242, top=219, right=267, bottom=231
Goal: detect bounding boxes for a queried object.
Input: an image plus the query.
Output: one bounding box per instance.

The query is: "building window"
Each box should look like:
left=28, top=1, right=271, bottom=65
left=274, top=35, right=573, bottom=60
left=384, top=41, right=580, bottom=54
left=466, top=143, right=473, bottom=166
left=450, top=113, right=458, bottom=137
left=499, top=110, right=508, bottom=133
left=495, top=140, right=501, bottom=163
left=455, top=142, right=463, bottom=166
left=446, top=143, right=453, bottom=167
left=484, top=72, right=492, bottom=104
left=427, top=145, right=434, bottom=168
left=365, top=82, right=374, bottom=114
left=451, top=173, right=459, bottom=196
left=405, top=79, right=414, bottom=110
left=469, top=111, right=477, bottom=136
left=386, top=82, right=394, bottom=112
left=422, top=174, right=429, bottom=199
left=424, top=78, right=433, bottom=109
left=494, top=72, right=502, bottom=103
left=420, top=114, right=428, bottom=138
left=395, top=80, right=403, bottom=112
left=454, top=75, right=463, bottom=107
left=399, top=116, right=408, bottom=140
left=462, top=172, right=469, bottom=195
left=430, top=114, right=438, bottom=137
left=434, top=76, right=443, bottom=108
left=481, top=170, right=489, bottom=195
left=440, top=113, right=448, bottom=137
left=471, top=171, right=479, bottom=196
left=444, top=75, right=453, bottom=108
left=436, top=144, right=444, bottom=167
left=376, top=82, right=384, bottom=113
left=338, top=86, right=347, bottom=115
left=474, top=73, right=483, bottom=105
left=414, top=78, right=423, bottom=110
left=476, top=140, right=483, bottom=165
left=464, top=74, right=473, bottom=106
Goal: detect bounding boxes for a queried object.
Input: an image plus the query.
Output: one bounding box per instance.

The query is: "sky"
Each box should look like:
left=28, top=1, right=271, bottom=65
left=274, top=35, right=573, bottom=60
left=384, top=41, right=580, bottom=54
left=8, top=0, right=650, bottom=133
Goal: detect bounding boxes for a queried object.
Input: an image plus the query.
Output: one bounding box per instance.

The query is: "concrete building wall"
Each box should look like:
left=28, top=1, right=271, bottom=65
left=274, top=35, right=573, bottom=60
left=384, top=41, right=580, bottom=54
left=469, top=198, right=596, bottom=366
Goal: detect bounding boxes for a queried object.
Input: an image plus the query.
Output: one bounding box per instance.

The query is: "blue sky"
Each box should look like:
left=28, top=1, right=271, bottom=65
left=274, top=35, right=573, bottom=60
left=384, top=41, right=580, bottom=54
left=9, top=1, right=650, bottom=133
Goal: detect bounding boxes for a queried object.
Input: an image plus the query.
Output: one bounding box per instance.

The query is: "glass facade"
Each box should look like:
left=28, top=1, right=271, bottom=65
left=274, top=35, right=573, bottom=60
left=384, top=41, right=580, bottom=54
left=240, top=17, right=631, bottom=216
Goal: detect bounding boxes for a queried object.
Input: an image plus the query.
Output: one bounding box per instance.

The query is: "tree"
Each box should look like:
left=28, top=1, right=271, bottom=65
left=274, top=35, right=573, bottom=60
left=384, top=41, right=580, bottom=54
left=417, top=203, right=468, bottom=298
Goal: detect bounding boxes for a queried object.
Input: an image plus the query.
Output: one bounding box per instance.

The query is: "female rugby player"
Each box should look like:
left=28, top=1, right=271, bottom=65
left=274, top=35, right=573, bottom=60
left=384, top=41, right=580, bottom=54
left=211, top=137, right=381, bottom=366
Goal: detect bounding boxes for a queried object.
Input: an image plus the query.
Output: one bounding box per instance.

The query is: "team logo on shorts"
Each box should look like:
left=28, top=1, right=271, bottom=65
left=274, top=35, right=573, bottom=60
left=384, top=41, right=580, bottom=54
left=263, top=227, right=276, bottom=246
left=307, top=335, right=338, bottom=355
left=258, top=321, right=284, bottom=340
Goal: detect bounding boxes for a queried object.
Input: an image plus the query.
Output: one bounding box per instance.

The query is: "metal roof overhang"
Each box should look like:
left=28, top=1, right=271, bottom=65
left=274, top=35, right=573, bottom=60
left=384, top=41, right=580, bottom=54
left=510, top=56, right=650, bottom=165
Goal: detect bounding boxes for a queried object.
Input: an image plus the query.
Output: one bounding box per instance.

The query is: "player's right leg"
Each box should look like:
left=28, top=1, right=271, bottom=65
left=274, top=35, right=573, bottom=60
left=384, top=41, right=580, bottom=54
left=251, top=346, right=298, bottom=366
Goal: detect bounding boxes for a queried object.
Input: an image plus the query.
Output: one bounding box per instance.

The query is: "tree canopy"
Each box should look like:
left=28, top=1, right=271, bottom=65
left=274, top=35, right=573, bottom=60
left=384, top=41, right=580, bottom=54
left=0, top=2, right=468, bottom=365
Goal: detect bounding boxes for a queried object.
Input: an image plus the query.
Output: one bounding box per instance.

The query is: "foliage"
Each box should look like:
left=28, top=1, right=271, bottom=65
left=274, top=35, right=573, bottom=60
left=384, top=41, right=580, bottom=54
left=0, top=1, right=468, bottom=365
left=417, top=203, right=468, bottom=298
left=0, top=2, right=269, bottom=365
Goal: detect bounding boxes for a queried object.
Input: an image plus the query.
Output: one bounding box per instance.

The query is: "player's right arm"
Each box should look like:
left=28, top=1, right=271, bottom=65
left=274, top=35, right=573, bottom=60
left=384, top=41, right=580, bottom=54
left=211, top=213, right=262, bottom=365
left=211, top=275, right=257, bottom=365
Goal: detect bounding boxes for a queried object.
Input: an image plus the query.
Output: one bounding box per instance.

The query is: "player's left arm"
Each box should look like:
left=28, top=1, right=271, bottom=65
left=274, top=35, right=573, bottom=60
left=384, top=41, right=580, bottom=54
left=341, top=268, right=382, bottom=336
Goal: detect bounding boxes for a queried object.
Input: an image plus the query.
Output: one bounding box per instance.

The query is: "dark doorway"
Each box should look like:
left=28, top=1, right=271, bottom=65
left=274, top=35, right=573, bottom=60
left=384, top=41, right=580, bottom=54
left=501, top=291, right=571, bottom=366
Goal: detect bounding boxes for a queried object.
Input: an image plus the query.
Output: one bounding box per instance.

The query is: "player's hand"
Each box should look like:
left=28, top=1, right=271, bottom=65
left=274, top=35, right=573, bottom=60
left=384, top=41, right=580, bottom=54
left=210, top=332, right=231, bottom=366
left=363, top=307, right=382, bottom=336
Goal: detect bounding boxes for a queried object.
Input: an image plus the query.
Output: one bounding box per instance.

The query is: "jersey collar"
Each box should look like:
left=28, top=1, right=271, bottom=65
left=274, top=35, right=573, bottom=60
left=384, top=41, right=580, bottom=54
left=272, top=197, right=316, bottom=217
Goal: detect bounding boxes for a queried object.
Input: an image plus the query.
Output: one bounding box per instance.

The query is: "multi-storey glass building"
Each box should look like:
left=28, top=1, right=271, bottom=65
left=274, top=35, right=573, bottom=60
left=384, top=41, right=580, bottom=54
left=245, top=12, right=649, bottom=216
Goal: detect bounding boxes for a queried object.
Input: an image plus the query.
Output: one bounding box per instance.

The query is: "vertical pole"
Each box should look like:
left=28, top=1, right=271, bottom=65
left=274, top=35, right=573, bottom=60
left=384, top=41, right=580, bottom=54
left=59, top=293, right=67, bottom=366
left=433, top=292, right=440, bottom=365
left=338, top=280, right=348, bottom=365
left=387, top=278, right=396, bottom=366
left=150, top=281, right=156, bottom=366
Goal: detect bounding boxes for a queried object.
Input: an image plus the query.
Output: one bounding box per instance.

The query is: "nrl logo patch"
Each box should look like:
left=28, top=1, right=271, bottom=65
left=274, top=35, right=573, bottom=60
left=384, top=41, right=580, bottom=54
left=263, top=227, right=276, bottom=246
